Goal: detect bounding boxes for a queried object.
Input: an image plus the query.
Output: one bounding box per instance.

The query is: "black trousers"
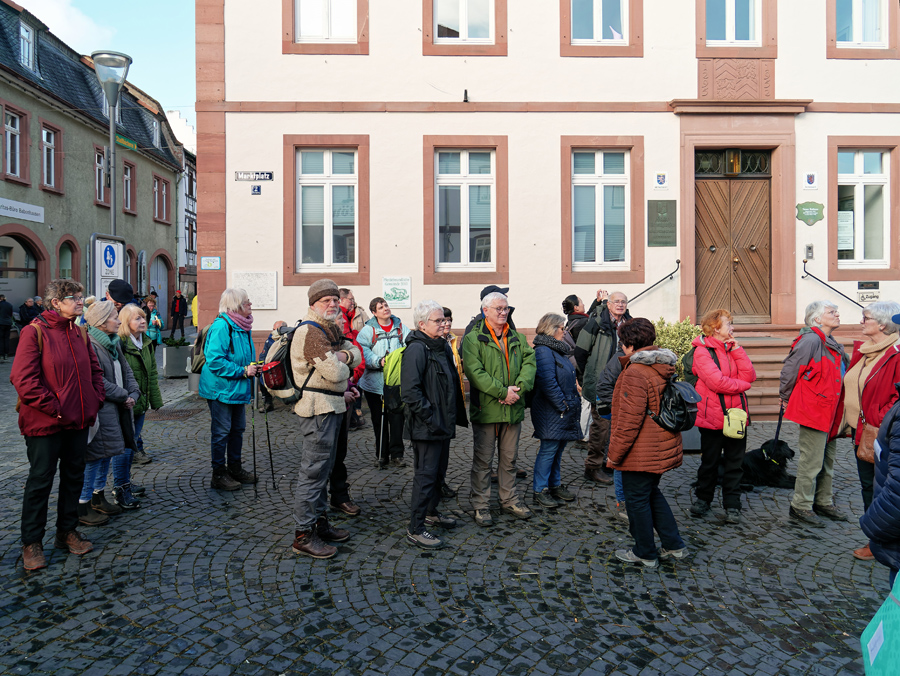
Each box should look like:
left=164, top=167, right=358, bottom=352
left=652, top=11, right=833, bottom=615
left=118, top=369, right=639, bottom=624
left=364, top=390, right=404, bottom=463
left=21, top=429, right=89, bottom=544
left=0, top=324, right=10, bottom=356
left=856, top=450, right=874, bottom=512
left=409, top=438, right=450, bottom=534
left=329, top=411, right=351, bottom=504
left=695, top=427, right=747, bottom=510
left=170, top=315, right=185, bottom=338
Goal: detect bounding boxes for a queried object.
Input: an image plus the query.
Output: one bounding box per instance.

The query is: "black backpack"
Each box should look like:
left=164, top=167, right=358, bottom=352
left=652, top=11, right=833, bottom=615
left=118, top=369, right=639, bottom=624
left=647, top=378, right=702, bottom=433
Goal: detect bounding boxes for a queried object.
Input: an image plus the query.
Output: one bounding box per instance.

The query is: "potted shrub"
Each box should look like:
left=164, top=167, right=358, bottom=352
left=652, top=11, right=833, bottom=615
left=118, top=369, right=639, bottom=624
left=161, top=336, right=191, bottom=378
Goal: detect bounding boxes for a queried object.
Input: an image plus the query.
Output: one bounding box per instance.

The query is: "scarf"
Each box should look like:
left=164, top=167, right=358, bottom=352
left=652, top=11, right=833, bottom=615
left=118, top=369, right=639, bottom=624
left=844, top=333, right=900, bottom=427
left=130, top=334, right=143, bottom=351
left=88, top=325, right=120, bottom=359
left=226, top=311, right=253, bottom=332
left=533, top=333, right=571, bottom=356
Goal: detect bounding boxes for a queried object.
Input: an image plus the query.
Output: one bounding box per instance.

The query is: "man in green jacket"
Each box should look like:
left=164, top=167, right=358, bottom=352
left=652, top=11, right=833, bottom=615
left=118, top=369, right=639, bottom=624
left=462, top=291, right=536, bottom=526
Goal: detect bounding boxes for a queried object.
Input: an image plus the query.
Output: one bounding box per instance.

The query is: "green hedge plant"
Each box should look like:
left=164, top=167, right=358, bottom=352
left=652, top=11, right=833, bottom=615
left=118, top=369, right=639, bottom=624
left=653, top=317, right=702, bottom=379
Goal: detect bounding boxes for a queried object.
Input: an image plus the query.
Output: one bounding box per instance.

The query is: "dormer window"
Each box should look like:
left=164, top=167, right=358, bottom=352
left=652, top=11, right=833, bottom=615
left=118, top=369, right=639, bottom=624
left=151, top=118, right=160, bottom=147
left=19, top=23, right=35, bottom=71
left=101, top=97, right=122, bottom=124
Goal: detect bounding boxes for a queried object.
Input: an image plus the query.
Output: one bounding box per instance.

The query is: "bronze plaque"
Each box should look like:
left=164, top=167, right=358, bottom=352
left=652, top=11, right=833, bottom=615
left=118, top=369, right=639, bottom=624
left=648, top=200, right=677, bottom=247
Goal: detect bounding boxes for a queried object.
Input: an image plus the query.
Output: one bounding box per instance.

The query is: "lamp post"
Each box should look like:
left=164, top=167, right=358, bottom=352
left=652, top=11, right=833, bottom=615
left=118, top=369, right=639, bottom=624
left=91, top=50, right=132, bottom=237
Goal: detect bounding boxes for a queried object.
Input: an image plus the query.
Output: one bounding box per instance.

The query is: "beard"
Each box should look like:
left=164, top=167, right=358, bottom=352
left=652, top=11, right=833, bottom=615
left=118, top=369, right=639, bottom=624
left=322, top=306, right=341, bottom=322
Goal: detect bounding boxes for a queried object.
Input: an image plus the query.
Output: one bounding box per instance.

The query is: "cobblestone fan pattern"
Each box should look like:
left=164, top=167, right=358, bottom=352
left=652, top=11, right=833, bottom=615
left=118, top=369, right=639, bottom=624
left=0, top=356, right=886, bottom=675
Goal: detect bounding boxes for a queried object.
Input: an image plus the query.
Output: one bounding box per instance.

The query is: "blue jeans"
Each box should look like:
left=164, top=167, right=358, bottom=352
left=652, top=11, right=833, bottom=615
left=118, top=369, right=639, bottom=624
left=533, top=439, right=567, bottom=492
left=133, top=412, right=146, bottom=454
left=614, top=470, right=625, bottom=503
left=621, top=470, right=685, bottom=561
left=80, top=458, right=111, bottom=501
left=111, top=446, right=133, bottom=486
left=208, top=400, right=246, bottom=469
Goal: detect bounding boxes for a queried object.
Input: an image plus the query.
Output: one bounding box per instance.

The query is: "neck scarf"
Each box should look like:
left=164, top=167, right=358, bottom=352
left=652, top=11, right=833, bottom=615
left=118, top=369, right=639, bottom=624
left=88, top=325, right=120, bottom=359
left=130, top=333, right=143, bottom=351
left=533, top=333, right=571, bottom=356
left=226, top=311, right=253, bottom=332
left=486, top=321, right=510, bottom=376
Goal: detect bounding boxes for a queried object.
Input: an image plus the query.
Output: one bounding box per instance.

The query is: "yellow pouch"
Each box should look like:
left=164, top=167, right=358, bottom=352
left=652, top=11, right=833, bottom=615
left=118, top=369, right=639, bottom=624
left=723, top=407, right=748, bottom=439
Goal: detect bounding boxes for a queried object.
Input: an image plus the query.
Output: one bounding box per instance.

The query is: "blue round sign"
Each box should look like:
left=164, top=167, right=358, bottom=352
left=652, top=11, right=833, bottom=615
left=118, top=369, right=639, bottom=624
left=104, top=245, right=116, bottom=269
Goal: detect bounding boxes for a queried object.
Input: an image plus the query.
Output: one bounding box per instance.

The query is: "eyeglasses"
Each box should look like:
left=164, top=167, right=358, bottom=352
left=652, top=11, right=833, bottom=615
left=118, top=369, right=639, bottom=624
left=62, top=295, right=85, bottom=303
left=610, top=300, right=627, bottom=306
left=488, top=306, right=510, bottom=315
left=440, top=318, right=452, bottom=324
left=863, top=315, right=876, bottom=322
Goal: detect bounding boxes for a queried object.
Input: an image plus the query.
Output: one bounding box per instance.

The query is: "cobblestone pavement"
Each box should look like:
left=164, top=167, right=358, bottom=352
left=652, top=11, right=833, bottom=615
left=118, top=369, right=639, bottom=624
left=0, top=351, right=887, bottom=675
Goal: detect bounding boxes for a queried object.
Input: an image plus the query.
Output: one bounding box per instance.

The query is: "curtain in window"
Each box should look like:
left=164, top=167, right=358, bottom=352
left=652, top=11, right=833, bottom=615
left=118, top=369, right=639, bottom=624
left=468, top=186, right=491, bottom=262
left=603, top=185, right=625, bottom=262
left=573, top=186, right=596, bottom=262
left=438, top=186, right=461, bottom=263
left=863, top=184, right=884, bottom=259
left=301, top=186, right=325, bottom=264
left=332, top=185, right=355, bottom=263
left=862, top=0, right=881, bottom=43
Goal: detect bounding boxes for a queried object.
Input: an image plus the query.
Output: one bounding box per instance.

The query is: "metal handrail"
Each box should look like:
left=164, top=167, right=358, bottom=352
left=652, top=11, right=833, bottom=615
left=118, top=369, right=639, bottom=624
left=801, top=259, right=863, bottom=309
left=628, top=259, right=681, bottom=304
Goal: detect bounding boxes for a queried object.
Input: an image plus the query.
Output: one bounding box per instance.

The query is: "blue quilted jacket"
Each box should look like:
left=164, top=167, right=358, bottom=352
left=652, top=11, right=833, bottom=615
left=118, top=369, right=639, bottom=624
left=860, top=392, right=900, bottom=573
left=530, top=338, right=582, bottom=441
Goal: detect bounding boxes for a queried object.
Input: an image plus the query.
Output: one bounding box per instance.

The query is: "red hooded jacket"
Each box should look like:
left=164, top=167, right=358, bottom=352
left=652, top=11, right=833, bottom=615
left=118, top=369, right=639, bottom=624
left=689, top=335, right=756, bottom=430
left=848, top=340, right=900, bottom=445
left=11, top=310, right=105, bottom=437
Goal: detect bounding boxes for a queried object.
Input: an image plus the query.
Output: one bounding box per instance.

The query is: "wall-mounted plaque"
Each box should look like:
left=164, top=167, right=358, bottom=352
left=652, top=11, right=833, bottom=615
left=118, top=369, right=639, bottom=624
left=647, top=200, right=677, bottom=247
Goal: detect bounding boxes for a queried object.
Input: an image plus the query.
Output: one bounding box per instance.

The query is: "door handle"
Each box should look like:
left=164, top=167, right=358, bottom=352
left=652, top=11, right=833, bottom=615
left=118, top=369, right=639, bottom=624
left=733, top=257, right=739, bottom=263
left=709, top=246, right=717, bottom=253
left=749, top=245, right=757, bottom=252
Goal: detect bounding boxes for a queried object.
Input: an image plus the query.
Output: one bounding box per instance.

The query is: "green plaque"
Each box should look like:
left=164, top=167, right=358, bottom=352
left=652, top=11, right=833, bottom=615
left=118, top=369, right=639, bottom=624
left=648, top=200, right=677, bottom=247
left=796, top=201, right=825, bottom=226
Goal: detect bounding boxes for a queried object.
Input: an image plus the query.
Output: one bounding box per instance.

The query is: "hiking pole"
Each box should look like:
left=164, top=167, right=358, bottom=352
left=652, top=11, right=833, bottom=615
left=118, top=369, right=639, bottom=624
left=251, top=374, right=258, bottom=498
left=264, top=399, right=276, bottom=489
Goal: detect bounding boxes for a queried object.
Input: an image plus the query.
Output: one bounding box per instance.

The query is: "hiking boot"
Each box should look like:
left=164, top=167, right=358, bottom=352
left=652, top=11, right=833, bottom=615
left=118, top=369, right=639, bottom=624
left=440, top=481, right=457, bottom=499
left=227, top=464, right=258, bottom=484
left=789, top=505, right=826, bottom=528
left=91, top=490, right=122, bottom=515
left=550, top=485, right=576, bottom=502
left=53, top=530, right=93, bottom=556
left=659, top=547, right=687, bottom=560
left=474, top=509, right=493, bottom=527
left=77, top=502, right=109, bottom=526
left=584, top=468, right=613, bottom=485
left=615, top=501, right=629, bottom=522
left=211, top=466, right=241, bottom=491
left=291, top=530, right=337, bottom=559
left=615, top=548, right=657, bottom=568
left=406, top=529, right=444, bottom=550
left=502, top=503, right=533, bottom=520
left=22, top=543, right=46, bottom=571
left=113, top=484, right=141, bottom=510
left=331, top=500, right=361, bottom=516
left=724, top=508, right=741, bottom=524
left=813, top=503, right=849, bottom=521
left=534, top=489, right=560, bottom=508
left=133, top=450, right=152, bottom=465
left=131, top=484, right=146, bottom=497
left=854, top=544, right=875, bottom=561
left=516, top=469, right=528, bottom=479
left=425, top=513, right=457, bottom=529
left=690, top=499, right=711, bottom=517
left=315, top=516, right=350, bottom=542
left=390, top=457, right=407, bottom=468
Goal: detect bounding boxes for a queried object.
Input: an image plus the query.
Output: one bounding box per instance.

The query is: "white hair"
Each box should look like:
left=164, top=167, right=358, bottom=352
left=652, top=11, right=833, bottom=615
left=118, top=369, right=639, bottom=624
left=481, top=292, right=508, bottom=311
left=414, top=300, right=444, bottom=329
left=219, top=288, right=249, bottom=314
left=804, top=300, right=838, bottom=328
left=865, top=300, right=900, bottom=335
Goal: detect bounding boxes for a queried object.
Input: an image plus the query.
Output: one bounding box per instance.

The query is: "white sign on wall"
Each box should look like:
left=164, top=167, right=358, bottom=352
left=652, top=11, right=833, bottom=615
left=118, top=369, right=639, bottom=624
left=837, top=211, right=854, bottom=250
left=0, top=197, right=44, bottom=224
left=383, top=276, right=412, bottom=309
left=93, top=238, right=124, bottom=298
left=233, top=271, right=277, bottom=309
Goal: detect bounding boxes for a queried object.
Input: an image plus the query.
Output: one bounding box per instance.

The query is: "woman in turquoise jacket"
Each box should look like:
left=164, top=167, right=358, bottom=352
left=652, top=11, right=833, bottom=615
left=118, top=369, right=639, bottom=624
left=144, top=298, right=164, bottom=346
left=199, top=288, right=259, bottom=491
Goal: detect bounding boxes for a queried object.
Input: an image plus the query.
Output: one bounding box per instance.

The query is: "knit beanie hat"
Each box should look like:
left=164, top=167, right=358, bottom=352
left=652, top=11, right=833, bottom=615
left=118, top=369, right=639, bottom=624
left=308, top=279, right=340, bottom=305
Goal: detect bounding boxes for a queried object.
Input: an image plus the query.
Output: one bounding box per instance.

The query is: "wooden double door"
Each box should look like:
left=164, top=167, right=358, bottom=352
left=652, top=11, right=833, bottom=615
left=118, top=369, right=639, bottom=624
left=695, top=179, right=771, bottom=324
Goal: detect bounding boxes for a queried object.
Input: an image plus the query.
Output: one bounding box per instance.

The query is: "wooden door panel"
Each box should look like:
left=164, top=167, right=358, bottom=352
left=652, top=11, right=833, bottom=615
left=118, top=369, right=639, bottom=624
left=695, top=180, right=731, bottom=318
left=730, top=181, right=770, bottom=321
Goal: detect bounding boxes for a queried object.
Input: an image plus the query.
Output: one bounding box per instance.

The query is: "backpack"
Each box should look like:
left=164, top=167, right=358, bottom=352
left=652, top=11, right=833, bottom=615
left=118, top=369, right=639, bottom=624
left=259, top=320, right=344, bottom=404
left=647, top=377, right=702, bottom=433
left=681, top=346, right=701, bottom=387
left=381, top=346, right=406, bottom=414
left=191, top=316, right=233, bottom=374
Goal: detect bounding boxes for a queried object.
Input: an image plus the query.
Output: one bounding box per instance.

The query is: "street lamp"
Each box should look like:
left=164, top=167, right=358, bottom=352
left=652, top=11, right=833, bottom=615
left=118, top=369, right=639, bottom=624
left=91, top=50, right=132, bottom=237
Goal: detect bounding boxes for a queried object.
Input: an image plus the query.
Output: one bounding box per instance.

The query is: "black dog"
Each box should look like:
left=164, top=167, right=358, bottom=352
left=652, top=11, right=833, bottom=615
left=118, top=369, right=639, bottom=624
left=740, top=438, right=796, bottom=489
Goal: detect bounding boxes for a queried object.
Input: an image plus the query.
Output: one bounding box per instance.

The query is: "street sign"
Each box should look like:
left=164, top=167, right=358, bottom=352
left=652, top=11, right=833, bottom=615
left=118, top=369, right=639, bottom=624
left=200, top=256, right=221, bottom=271
left=115, top=134, right=137, bottom=151
left=90, top=234, right=125, bottom=298
left=235, top=171, right=274, bottom=181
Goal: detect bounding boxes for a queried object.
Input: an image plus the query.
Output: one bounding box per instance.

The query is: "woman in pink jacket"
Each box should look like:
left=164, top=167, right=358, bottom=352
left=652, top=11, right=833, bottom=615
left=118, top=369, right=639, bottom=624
left=689, top=309, right=757, bottom=524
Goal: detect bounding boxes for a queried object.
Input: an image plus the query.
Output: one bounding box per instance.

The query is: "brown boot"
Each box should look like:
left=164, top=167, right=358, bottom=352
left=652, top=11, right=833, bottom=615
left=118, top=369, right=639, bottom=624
left=211, top=466, right=241, bottom=491
left=315, top=515, right=350, bottom=542
left=54, top=530, right=93, bottom=556
left=22, top=543, right=47, bottom=571
left=584, top=468, right=613, bottom=485
left=291, top=529, right=337, bottom=559
left=78, top=502, right=109, bottom=526
left=91, top=490, right=122, bottom=515
left=227, top=464, right=258, bottom=484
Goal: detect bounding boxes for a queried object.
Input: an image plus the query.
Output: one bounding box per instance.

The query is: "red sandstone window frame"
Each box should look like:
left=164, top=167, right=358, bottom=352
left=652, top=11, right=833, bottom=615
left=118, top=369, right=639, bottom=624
left=695, top=0, right=777, bottom=59
left=423, top=0, right=508, bottom=56
left=38, top=118, right=64, bottom=195
left=123, top=159, right=137, bottom=216
left=153, top=173, right=172, bottom=225
left=560, top=0, right=643, bottom=57
left=826, top=0, right=899, bottom=60
left=1, top=99, right=31, bottom=187
left=282, top=0, right=369, bottom=55
left=93, top=143, right=109, bottom=208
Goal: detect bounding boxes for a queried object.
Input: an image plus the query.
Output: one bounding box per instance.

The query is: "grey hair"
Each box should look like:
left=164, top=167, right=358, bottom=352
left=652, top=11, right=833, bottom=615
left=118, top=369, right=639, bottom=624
left=865, top=300, right=900, bottom=335
left=536, top=312, right=566, bottom=337
left=219, top=288, right=249, bottom=314
left=414, top=300, right=444, bottom=329
left=43, top=278, right=84, bottom=308
left=84, top=300, right=118, bottom=328
left=481, top=292, right=508, bottom=311
left=804, top=300, right=838, bottom=328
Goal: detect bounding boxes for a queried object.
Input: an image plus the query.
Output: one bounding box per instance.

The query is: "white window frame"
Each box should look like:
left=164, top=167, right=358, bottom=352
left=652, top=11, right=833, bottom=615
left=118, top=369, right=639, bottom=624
left=836, top=149, right=890, bottom=269
left=123, top=164, right=132, bottom=211
left=153, top=176, right=170, bottom=221
left=434, top=148, right=496, bottom=271
left=19, top=23, right=35, bottom=71
left=571, top=149, right=631, bottom=271
left=5, top=112, right=21, bottom=178
left=571, top=0, right=629, bottom=45
left=295, top=0, right=358, bottom=43
left=151, top=119, right=160, bottom=147
left=41, top=128, right=55, bottom=188
left=705, top=0, right=762, bottom=47
left=295, top=148, right=359, bottom=272
left=836, top=0, right=887, bottom=48
left=95, top=150, right=106, bottom=203
left=433, top=0, right=495, bottom=44
left=59, top=243, right=73, bottom=279
left=101, top=97, right=123, bottom=124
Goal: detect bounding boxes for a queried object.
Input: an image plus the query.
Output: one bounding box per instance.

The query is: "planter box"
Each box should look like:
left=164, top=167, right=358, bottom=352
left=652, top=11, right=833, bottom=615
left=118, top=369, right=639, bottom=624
left=161, top=346, right=191, bottom=378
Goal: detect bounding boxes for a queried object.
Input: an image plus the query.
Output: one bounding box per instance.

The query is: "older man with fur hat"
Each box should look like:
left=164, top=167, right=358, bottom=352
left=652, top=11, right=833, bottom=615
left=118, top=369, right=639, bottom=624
left=289, top=279, right=362, bottom=559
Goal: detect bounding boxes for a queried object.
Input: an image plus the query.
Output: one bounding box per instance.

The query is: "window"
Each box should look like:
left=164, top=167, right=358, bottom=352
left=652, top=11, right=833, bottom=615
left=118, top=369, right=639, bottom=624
left=19, top=23, right=35, bottom=71
left=296, top=149, right=358, bottom=269
left=101, top=97, right=122, bottom=124
left=94, top=147, right=107, bottom=205
left=561, top=136, right=644, bottom=284
left=5, top=112, right=21, bottom=178
left=571, top=150, right=629, bottom=268
left=434, top=149, right=495, bottom=269
left=39, top=121, right=63, bottom=193
left=284, top=0, right=368, bottom=54
left=836, top=149, right=889, bottom=266
left=59, top=242, right=73, bottom=279
left=153, top=174, right=171, bottom=223
left=696, top=0, right=776, bottom=58
left=423, top=0, right=507, bottom=55
left=186, top=217, right=197, bottom=266
left=828, top=0, right=898, bottom=59
left=123, top=161, right=136, bottom=214
left=562, top=0, right=643, bottom=56
left=151, top=119, right=160, bottom=148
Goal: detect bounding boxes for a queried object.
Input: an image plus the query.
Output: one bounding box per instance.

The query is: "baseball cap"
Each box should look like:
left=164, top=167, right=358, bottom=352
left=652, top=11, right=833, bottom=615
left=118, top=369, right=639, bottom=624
left=480, top=285, right=510, bottom=300
left=107, top=279, right=134, bottom=304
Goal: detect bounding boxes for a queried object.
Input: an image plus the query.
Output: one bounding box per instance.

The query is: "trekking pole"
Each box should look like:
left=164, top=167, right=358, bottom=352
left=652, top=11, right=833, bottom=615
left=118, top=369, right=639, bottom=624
left=264, top=400, right=276, bottom=489
left=251, top=374, right=258, bottom=498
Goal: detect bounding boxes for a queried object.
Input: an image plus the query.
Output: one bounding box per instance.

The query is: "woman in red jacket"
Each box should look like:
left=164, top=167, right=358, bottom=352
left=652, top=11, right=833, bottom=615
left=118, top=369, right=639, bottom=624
left=689, top=309, right=756, bottom=524
left=11, top=279, right=105, bottom=571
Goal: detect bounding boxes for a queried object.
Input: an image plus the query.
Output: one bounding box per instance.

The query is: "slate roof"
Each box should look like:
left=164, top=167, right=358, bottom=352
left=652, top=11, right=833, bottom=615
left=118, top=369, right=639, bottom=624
left=0, top=1, right=181, bottom=171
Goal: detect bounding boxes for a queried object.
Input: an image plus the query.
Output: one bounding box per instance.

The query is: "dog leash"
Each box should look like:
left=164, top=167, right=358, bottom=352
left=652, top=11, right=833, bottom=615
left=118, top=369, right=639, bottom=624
left=762, top=403, right=786, bottom=466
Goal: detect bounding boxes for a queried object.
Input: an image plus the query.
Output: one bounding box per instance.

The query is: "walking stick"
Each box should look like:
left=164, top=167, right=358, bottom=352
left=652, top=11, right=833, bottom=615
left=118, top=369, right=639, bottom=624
left=264, top=402, right=276, bottom=489
left=251, top=375, right=258, bottom=498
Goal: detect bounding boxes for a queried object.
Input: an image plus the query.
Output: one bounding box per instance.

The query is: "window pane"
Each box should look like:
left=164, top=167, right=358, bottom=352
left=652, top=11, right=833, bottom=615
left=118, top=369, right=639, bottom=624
left=572, top=0, right=593, bottom=39
left=602, top=0, right=624, bottom=40
left=301, top=186, right=325, bottom=264
left=837, top=184, right=855, bottom=260
left=436, top=0, right=461, bottom=38
left=573, top=185, right=596, bottom=263
left=735, top=0, right=755, bottom=41
left=468, top=0, right=490, bottom=39
left=438, top=152, right=461, bottom=174
left=332, top=185, right=355, bottom=264
left=837, top=151, right=855, bottom=175
left=302, top=151, right=325, bottom=174
left=864, top=184, right=884, bottom=259
left=469, top=186, right=491, bottom=262
left=603, top=185, right=626, bottom=262
left=438, top=186, right=461, bottom=263
left=299, top=0, right=324, bottom=37
left=333, top=151, right=355, bottom=174
left=862, top=0, right=881, bottom=42
left=706, top=0, right=726, bottom=40
left=863, top=152, right=883, bottom=174
left=574, top=152, right=595, bottom=174
left=469, top=152, right=491, bottom=175
left=836, top=0, right=852, bottom=42
left=331, top=0, right=356, bottom=39
left=603, top=152, right=625, bottom=174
